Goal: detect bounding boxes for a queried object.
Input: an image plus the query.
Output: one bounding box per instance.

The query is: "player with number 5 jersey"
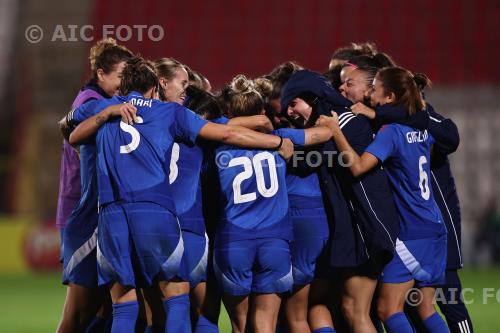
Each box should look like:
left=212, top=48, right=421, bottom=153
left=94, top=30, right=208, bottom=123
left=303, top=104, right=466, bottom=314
left=68, top=58, right=294, bottom=333
left=321, top=67, right=450, bottom=333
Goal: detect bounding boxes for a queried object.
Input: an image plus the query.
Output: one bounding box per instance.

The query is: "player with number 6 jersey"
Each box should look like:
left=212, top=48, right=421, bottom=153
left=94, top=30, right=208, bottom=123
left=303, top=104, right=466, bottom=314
left=322, top=67, right=450, bottom=333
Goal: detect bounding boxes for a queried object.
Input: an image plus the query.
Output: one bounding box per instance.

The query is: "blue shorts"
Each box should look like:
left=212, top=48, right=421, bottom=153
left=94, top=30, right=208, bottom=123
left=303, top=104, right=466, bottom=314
left=290, top=207, right=330, bottom=285
left=178, top=231, right=208, bottom=287
left=62, top=227, right=98, bottom=288
left=213, top=238, right=292, bottom=296
left=97, top=202, right=183, bottom=288
left=381, top=234, right=447, bottom=287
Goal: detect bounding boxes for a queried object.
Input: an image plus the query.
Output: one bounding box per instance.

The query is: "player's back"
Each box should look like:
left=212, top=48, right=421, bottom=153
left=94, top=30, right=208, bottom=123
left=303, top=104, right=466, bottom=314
left=371, top=123, right=446, bottom=240
left=96, top=91, right=206, bottom=212
left=286, top=171, right=323, bottom=208
left=215, top=145, right=290, bottom=243
left=169, top=141, right=205, bottom=235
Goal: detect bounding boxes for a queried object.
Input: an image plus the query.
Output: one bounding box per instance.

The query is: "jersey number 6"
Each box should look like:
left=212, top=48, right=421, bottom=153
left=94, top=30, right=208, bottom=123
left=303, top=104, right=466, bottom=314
left=229, top=152, right=279, bottom=204
left=418, top=155, right=430, bottom=200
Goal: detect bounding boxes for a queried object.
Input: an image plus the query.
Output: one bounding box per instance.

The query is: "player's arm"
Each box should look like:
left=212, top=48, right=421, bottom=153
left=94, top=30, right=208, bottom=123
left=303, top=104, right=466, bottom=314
left=426, top=104, right=459, bottom=155
left=316, top=112, right=379, bottom=177
left=227, top=115, right=274, bottom=133
left=197, top=122, right=294, bottom=161
left=303, top=125, right=335, bottom=146
left=69, top=103, right=137, bottom=145
left=58, top=112, right=74, bottom=141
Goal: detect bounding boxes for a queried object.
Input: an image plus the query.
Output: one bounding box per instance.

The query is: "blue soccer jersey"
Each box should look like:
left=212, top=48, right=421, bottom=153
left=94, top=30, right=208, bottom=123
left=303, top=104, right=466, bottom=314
left=215, top=128, right=304, bottom=242
left=90, top=91, right=207, bottom=211
left=365, top=124, right=446, bottom=240
left=169, top=141, right=205, bottom=235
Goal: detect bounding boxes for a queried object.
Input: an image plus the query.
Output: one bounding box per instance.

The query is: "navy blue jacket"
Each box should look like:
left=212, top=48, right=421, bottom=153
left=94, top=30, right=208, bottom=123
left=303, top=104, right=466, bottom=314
left=282, top=71, right=400, bottom=270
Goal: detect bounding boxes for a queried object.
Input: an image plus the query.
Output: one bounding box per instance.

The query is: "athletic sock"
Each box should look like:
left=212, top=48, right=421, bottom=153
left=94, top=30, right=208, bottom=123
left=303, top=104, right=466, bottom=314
left=384, top=312, right=414, bottom=333
left=111, top=301, right=138, bottom=333
left=312, top=327, right=336, bottom=333
left=163, top=294, right=191, bottom=333
left=194, top=315, right=219, bottom=333
left=424, top=312, right=451, bottom=333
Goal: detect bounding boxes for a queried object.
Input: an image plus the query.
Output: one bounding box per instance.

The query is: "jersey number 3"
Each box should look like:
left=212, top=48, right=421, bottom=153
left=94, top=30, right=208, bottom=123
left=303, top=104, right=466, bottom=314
left=229, top=152, right=279, bottom=204
left=418, top=155, right=430, bottom=200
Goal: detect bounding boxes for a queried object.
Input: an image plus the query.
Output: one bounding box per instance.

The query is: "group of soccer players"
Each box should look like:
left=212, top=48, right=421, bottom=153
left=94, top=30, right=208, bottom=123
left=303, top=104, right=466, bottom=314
left=54, top=39, right=474, bottom=333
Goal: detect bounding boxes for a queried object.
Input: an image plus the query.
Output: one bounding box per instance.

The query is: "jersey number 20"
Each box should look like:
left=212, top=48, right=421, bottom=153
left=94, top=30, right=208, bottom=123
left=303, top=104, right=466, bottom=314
left=418, top=155, right=430, bottom=200
left=229, top=152, right=279, bottom=204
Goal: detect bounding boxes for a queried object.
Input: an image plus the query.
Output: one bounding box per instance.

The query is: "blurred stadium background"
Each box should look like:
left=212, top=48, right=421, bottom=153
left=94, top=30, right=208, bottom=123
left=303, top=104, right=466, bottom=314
left=0, top=0, right=499, bottom=332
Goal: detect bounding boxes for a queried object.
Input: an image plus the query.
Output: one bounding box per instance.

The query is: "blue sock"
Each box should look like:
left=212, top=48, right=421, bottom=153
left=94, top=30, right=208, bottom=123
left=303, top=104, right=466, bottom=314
left=194, top=315, right=219, bottom=333
left=111, top=301, right=138, bottom=333
left=424, top=312, right=451, bottom=333
left=384, top=312, right=414, bottom=333
left=312, top=328, right=336, bottom=333
left=84, top=316, right=107, bottom=333
left=164, top=294, right=191, bottom=333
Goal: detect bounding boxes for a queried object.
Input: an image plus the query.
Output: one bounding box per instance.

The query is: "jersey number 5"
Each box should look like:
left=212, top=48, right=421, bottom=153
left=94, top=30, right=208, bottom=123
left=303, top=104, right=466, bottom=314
left=119, top=117, right=144, bottom=154
left=229, top=152, right=279, bottom=204
left=418, top=155, right=430, bottom=200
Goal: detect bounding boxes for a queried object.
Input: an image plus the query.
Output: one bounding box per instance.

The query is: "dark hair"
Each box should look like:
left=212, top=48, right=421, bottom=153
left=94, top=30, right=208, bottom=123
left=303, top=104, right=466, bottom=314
left=377, top=67, right=431, bottom=115
left=184, top=85, right=221, bottom=120
left=89, top=38, right=133, bottom=80
left=327, top=43, right=389, bottom=90
left=268, top=61, right=303, bottom=100
left=344, top=53, right=396, bottom=86
left=119, top=56, right=159, bottom=95
left=184, top=65, right=203, bottom=88
left=330, top=42, right=377, bottom=63
left=219, top=75, right=264, bottom=118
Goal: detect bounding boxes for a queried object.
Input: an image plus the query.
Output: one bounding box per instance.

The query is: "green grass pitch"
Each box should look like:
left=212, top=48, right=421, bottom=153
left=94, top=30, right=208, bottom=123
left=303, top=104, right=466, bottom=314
left=0, top=268, right=498, bottom=332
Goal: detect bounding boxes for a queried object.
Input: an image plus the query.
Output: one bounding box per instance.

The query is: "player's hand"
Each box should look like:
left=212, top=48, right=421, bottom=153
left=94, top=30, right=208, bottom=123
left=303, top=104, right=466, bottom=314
left=278, top=138, right=294, bottom=162
left=255, top=114, right=274, bottom=133
left=316, top=112, right=340, bottom=135
left=105, top=103, right=138, bottom=124
left=351, top=102, right=375, bottom=119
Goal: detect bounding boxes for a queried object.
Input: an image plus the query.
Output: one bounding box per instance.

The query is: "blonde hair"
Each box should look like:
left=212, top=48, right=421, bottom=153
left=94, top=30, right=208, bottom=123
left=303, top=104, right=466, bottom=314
left=154, top=57, right=185, bottom=80
left=220, top=75, right=264, bottom=118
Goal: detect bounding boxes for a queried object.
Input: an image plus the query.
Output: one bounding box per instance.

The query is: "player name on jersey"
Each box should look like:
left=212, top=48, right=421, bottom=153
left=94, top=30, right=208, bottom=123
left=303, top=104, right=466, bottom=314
left=129, top=97, right=153, bottom=108
left=406, top=129, right=429, bottom=144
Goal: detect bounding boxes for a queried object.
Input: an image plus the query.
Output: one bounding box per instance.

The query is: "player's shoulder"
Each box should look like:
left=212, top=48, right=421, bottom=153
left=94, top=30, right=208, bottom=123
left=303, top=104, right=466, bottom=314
left=378, top=123, right=402, bottom=134
left=337, top=110, right=357, bottom=129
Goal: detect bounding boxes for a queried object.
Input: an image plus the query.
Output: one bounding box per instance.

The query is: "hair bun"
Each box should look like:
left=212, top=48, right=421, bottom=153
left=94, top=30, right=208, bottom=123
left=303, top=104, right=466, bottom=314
left=413, top=73, right=432, bottom=91
left=230, top=75, right=256, bottom=95
left=253, top=77, right=272, bottom=99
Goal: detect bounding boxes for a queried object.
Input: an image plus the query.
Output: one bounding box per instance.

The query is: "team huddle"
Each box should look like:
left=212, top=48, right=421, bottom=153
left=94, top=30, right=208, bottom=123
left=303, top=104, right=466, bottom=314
left=55, top=39, right=473, bottom=333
